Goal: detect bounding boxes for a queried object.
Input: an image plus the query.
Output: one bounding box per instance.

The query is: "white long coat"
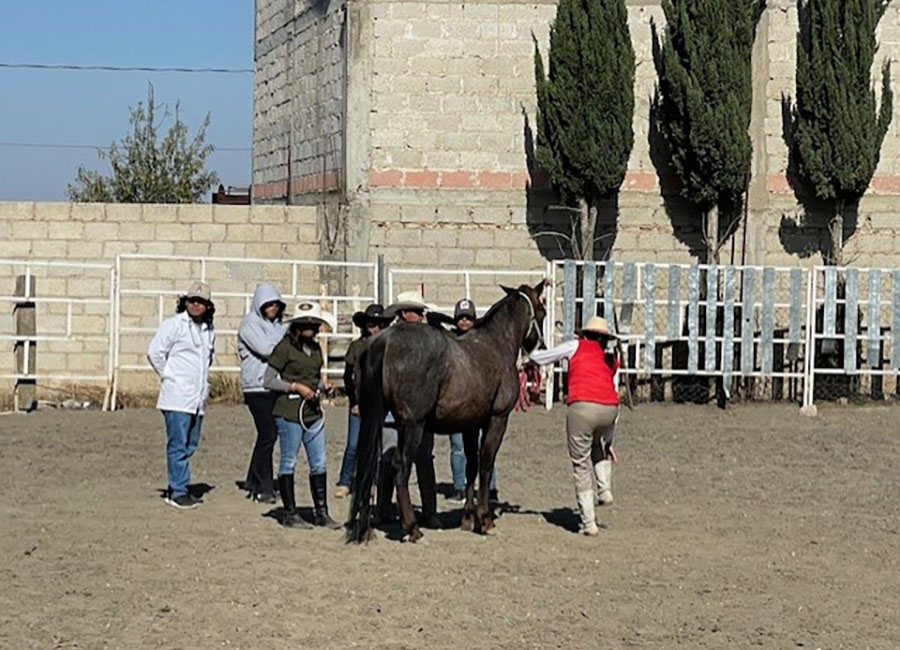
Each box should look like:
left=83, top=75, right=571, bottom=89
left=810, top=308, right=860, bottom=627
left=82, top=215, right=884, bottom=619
left=147, top=311, right=216, bottom=415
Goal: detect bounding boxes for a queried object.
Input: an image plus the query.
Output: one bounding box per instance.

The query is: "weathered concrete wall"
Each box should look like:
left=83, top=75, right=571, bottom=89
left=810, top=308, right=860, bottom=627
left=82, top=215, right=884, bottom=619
left=0, top=202, right=320, bottom=393
left=253, top=0, right=347, bottom=201
left=253, top=0, right=900, bottom=284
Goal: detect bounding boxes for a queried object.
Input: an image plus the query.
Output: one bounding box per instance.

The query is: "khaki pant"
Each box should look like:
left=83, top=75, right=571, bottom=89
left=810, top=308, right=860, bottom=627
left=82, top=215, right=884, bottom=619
left=566, top=402, right=618, bottom=494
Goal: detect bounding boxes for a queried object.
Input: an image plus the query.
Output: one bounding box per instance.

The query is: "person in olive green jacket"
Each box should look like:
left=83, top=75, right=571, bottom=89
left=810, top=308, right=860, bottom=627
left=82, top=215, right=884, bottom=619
left=264, top=302, right=340, bottom=529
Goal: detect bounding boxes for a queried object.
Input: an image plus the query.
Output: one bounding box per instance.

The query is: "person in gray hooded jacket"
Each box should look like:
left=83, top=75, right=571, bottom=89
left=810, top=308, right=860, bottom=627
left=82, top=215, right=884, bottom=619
left=237, top=283, right=287, bottom=503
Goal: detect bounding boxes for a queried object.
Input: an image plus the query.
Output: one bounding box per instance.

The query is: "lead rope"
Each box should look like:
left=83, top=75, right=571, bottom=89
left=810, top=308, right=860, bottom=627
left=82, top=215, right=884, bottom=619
left=515, top=362, right=542, bottom=412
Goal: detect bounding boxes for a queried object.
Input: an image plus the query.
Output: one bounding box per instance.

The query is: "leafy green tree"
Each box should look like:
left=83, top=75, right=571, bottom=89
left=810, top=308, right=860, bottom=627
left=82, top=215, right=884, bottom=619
left=534, top=0, right=635, bottom=261
left=785, top=0, right=893, bottom=266
left=654, top=0, right=765, bottom=263
left=68, top=84, right=218, bottom=203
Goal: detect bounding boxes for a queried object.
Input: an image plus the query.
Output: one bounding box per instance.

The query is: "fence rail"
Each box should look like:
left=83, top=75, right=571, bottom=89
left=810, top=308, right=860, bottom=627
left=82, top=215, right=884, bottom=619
left=111, top=254, right=379, bottom=408
left=4, top=255, right=900, bottom=411
left=0, top=259, right=116, bottom=409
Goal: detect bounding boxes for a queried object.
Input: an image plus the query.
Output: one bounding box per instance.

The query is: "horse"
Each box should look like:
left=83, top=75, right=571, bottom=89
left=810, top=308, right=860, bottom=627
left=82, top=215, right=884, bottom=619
left=346, top=280, right=547, bottom=543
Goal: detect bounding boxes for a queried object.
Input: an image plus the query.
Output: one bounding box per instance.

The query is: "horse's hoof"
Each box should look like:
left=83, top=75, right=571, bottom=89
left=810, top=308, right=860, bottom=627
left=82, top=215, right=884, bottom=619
left=461, top=515, right=475, bottom=532
left=481, top=517, right=494, bottom=534
left=404, top=528, right=424, bottom=543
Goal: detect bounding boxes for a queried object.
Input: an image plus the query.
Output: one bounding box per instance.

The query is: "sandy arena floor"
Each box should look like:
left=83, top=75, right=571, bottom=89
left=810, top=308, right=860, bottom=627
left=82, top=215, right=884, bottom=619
left=1, top=402, right=898, bottom=649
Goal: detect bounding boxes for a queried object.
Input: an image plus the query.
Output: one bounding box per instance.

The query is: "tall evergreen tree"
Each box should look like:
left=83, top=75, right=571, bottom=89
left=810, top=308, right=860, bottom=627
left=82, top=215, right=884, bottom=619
left=69, top=84, right=218, bottom=203
left=534, top=0, right=635, bottom=261
left=786, top=0, right=893, bottom=266
left=654, top=0, right=765, bottom=263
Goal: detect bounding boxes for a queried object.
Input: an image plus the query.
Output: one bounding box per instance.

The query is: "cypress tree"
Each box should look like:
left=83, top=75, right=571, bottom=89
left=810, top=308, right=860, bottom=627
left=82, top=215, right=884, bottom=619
left=787, top=0, right=893, bottom=266
left=534, top=0, right=635, bottom=261
left=654, top=0, right=765, bottom=263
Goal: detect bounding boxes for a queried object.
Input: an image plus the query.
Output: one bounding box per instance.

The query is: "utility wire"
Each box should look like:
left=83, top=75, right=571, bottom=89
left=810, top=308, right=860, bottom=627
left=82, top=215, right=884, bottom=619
left=0, top=141, right=250, bottom=152
left=0, top=62, right=252, bottom=74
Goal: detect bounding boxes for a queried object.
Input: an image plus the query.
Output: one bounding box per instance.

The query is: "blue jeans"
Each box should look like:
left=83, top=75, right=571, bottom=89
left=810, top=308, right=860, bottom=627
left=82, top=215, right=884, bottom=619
left=338, top=412, right=361, bottom=487
left=276, top=416, right=327, bottom=476
left=163, top=410, right=203, bottom=497
left=449, top=433, right=498, bottom=492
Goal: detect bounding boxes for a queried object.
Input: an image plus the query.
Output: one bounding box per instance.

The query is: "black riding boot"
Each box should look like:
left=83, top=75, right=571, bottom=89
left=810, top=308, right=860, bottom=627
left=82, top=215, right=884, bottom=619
left=310, top=473, right=342, bottom=529
left=278, top=474, right=311, bottom=529
left=375, top=457, right=397, bottom=524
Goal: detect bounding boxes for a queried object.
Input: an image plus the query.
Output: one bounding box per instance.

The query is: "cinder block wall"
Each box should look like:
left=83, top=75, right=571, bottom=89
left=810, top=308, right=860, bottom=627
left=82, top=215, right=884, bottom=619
left=253, top=0, right=900, bottom=278
left=0, top=202, right=320, bottom=395
left=253, top=0, right=347, bottom=200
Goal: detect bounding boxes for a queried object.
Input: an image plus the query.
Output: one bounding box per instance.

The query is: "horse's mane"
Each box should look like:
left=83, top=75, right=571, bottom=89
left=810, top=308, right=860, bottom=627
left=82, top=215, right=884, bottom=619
left=474, top=286, right=526, bottom=329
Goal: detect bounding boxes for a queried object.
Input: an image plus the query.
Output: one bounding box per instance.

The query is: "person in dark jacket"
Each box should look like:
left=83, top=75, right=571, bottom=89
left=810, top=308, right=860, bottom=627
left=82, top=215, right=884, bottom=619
left=446, top=299, right=498, bottom=504
left=376, top=291, right=441, bottom=529
left=335, top=304, right=391, bottom=498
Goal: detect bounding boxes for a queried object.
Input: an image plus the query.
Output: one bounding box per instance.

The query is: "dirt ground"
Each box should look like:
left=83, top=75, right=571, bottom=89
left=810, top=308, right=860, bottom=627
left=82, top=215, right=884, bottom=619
left=1, top=402, right=898, bottom=650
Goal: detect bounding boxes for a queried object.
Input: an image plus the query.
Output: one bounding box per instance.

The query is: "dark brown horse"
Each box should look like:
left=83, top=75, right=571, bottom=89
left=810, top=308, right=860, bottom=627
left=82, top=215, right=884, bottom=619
left=347, top=281, right=547, bottom=543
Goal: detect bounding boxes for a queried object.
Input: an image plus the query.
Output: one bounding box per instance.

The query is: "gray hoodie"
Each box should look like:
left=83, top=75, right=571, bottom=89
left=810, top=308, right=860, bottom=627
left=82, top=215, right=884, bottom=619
left=237, top=284, right=287, bottom=393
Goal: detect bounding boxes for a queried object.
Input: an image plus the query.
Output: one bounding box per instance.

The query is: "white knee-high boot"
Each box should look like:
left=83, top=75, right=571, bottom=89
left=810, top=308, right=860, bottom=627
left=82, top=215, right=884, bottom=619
left=576, top=490, right=599, bottom=536
left=593, top=460, right=613, bottom=505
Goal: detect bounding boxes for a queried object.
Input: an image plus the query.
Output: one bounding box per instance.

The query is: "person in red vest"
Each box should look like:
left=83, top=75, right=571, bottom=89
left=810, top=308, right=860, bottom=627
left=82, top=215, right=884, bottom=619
left=530, top=316, right=620, bottom=536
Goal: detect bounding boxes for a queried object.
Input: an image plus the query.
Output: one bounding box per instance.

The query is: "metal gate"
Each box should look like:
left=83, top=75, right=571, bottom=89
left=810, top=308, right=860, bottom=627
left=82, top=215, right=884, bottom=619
left=1, top=259, right=116, bottom=408
left=550, top=260, right=814, bottom=404
left=806, top=266, right=900, bottom=406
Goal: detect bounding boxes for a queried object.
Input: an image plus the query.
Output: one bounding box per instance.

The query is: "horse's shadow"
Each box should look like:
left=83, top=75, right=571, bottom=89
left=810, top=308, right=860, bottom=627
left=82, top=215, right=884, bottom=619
left=156, top=483, right=215, bottom=500
left=371, top=500, right=519, bottom=542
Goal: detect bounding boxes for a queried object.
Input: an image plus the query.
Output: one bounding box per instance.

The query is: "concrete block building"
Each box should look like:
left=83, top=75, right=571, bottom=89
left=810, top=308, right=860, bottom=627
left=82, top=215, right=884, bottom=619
left=252, top=0, right=900, bottom=278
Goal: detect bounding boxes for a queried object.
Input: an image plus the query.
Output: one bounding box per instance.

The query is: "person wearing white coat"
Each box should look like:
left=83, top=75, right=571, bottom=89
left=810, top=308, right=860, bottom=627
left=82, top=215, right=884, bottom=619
left=147, top=282, right=216, bottom=510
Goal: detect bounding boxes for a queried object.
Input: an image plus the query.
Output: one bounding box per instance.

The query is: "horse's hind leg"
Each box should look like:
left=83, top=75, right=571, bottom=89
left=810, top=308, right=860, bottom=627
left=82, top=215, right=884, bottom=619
left=395, top=425, right=423, bottom=542
left=478, top=415, right=509, bottom=533
left=460, top=428, right=480, bottom=532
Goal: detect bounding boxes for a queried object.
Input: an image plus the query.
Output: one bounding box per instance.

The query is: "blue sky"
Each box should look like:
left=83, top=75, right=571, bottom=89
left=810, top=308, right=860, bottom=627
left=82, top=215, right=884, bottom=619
left=0, top=1, right=253, bottom=201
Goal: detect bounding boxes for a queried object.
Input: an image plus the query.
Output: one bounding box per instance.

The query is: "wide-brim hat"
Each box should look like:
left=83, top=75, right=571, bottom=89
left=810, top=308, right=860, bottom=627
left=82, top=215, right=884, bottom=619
left=581, top=316, right=618, bottom=338
left=352, top=303, right=391, bottom=328
left=383, top=290, right=437, bottom=319
left=184, top=281, right=211, bottom=302
left=289, top=301, right=336, bottom=331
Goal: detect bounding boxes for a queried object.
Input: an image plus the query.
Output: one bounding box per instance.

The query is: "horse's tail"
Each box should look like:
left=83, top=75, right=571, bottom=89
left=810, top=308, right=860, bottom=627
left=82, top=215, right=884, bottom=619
left=346, top=338, right=386, bottom=544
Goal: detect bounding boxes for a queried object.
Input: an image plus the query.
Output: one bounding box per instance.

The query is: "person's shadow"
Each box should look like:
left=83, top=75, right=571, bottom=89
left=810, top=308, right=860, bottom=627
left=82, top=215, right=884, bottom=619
left=156, top=483, right=215, bottom=501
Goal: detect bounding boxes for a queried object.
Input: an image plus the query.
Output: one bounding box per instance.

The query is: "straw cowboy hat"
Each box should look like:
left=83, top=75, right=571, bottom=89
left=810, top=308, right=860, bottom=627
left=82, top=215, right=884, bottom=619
left=290, top=301, right=336, bottom=331
left=581, top=316, right=618, bottom=338
left=352, top=303, right=392, bottom=329
left=383, top=290, right=436, bottom=319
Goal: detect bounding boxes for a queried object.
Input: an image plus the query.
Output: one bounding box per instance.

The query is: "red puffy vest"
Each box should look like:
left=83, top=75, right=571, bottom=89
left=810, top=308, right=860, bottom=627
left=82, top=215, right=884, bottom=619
left=566, top=339, right=620, bottom=406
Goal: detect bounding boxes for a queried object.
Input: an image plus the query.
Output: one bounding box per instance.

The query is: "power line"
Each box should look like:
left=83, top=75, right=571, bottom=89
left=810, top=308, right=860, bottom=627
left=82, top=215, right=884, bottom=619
left=0, top=141, right=250, bottom=152
left=0, top=62, right=252, bottom=74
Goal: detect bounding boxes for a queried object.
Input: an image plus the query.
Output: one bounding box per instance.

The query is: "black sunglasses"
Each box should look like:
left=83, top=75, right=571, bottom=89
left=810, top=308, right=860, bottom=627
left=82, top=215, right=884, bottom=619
left=186, top=297, right=208, bottom=306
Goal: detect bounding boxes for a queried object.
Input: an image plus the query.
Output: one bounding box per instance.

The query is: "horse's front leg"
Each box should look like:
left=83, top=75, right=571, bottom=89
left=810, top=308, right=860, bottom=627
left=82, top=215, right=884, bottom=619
left=461, top=428, right=480, bottom=532
left=477, top=415, right=509, bottom=533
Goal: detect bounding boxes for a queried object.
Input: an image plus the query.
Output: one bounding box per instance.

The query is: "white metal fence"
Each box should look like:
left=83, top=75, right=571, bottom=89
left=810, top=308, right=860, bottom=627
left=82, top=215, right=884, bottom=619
left=5, top=254, right=900, bottom=411
left=806, top=266, right=900, bottom=406
left=112, top=254, right=378, bottom=408
left=387, top=266, right=550, bottom=316
left=0, top=259, right=116, bottom=408
left=548, top=260, right=815, bottom=405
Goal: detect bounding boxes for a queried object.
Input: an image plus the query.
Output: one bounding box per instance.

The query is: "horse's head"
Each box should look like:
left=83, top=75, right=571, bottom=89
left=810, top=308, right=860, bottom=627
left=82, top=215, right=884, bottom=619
left=501, top=279, right=548, bottom=353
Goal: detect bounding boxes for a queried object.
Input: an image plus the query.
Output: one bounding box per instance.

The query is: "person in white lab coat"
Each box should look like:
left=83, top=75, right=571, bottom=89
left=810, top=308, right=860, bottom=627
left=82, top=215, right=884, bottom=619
left=147, top=282, right=217, bottom=510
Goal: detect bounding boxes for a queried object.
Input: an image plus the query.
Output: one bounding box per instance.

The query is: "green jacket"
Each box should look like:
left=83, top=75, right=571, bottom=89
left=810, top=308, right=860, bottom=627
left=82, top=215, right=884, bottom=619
left=269, top=337, right=324, bottom=426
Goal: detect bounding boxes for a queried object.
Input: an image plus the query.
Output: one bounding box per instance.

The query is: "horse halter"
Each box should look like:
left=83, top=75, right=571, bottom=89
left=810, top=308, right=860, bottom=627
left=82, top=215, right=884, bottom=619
left=517, top=290, right=545, bottom=351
